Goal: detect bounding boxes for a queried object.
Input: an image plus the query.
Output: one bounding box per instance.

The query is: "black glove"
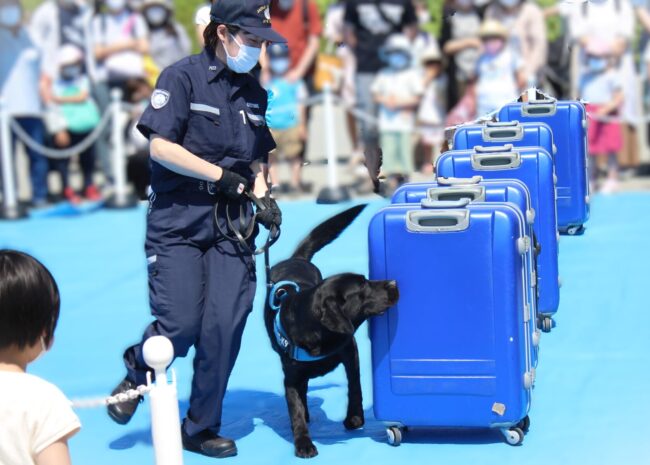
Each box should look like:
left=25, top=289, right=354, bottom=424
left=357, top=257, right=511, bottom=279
left=216, top=169, right=248, bottom=200
left=255, top=196, right=282, bottom=230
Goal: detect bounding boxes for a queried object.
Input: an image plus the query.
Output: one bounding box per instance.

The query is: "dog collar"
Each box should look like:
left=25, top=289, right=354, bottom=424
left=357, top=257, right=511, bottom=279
left=269, top=280, right=300, bottom=311
left=269, top=280, right=329, bottom=362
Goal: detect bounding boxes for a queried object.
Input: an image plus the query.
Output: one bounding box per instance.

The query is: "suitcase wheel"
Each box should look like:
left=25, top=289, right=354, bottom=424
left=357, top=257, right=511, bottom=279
left=566, top=225, right=585, bottom=236
left=517, top=415, right=531, bottom=433
left=501, top=427, right=525, bottom=446
left=386, top=426, right=403, bottom=447
left=540, top=316, right=554, bottom=333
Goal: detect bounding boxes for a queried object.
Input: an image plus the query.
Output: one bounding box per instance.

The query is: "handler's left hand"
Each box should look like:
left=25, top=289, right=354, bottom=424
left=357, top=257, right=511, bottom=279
left=256, top=196, right=282, bottom=230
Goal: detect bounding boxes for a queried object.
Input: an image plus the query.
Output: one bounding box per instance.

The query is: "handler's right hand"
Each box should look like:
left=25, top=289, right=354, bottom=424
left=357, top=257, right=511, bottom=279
left=216, top=169, right=248, bottom=200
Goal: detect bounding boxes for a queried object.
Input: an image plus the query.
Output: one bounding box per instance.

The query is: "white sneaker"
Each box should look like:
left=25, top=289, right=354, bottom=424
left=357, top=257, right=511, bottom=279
left=600, top=178, right=619, bottom=195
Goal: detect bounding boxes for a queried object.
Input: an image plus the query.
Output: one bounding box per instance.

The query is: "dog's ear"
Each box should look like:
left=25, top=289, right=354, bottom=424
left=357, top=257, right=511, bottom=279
left=320, top=297, right=355, bottom=335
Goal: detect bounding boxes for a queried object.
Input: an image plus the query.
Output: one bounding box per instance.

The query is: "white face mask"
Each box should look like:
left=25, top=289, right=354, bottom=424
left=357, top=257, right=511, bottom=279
left=33, top=337, right=49, bottom=363
left=270, top=57, right=290, bottom=75
left=145, top=5, right=168, bottom=27
left=0, top=5, right=21, bottom=27
left=225, top=33, right=262, bottom=74
left=106, top=0, right=127, bottom=12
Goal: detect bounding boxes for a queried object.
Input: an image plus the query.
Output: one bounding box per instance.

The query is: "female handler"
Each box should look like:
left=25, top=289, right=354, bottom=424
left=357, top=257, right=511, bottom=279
left=107, top=0, right=284, bottom=459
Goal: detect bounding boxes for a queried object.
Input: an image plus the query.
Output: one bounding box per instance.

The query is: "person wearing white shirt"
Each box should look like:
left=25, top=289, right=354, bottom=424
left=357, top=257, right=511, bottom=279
left=371, top=34, right=424, bottom=187
left=194, top=1, right=213, bottom=46
left=0, top=250, right=81, bottom=465
left=91, top=0, right=149, bottom=88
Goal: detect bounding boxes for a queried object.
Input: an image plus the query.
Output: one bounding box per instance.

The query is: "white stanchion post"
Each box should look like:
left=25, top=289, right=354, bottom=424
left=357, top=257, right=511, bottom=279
left=0, top=98, right=26, bottom=220
left=143, top=336, right=184, bottom=465
left=317, top=83, right=350, bottom=204
left=106, top=88, right=136, bottom=209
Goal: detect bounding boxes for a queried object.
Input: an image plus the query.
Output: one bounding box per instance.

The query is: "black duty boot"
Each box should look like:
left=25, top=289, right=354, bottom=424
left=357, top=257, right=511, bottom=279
left=182, top=429, right=237, bottom=458
left=107, top=378, right=143, bottom=425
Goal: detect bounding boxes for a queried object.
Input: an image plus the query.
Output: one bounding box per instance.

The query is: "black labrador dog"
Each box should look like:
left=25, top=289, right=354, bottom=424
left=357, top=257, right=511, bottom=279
left=264, top=204, right=399, bottom=458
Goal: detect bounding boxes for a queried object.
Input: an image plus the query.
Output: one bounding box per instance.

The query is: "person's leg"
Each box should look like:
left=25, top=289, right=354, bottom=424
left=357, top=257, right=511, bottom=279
left=122, top=196, right=206, bottom=387
left=354, top=72, right=379, bottom=152
left=72, top=131, right=97, bottom=191
left=16, top=118, right=49, bottom=205
left=91, top=81, right=112, bottom=181
left=184, top=233, right=257, bottom=437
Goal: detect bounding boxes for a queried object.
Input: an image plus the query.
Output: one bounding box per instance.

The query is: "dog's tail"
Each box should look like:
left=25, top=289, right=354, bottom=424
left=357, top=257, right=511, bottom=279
left=292, top=204, right=367, bottom=262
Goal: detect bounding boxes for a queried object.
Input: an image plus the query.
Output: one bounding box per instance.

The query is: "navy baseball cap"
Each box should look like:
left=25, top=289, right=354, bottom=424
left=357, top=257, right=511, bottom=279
left=210, top=0, right=287, bottom=43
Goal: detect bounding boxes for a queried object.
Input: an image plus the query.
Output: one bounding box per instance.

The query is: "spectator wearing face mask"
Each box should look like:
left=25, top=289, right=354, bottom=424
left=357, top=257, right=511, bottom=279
left=142, top=0, right=190, bottom=72
left=264, top=43, right=309, bottom=195
left=91, top=0, right=149, bottom=92
left=579, top=39, right=624, bottom=194
left=0, top=0, right=50, bottom=208
left=30, top=0, right=93, bottom=83
left=268, top=0, right=322, bottom=90
left=48, top=45, right=102, bottom=204
left=484, top=0, right=547, bottom=87
left=371, top=34, right=424, bottom=191
left=475, top=19, right=525, bottom=117
left=417, top=46, right=447, bottom=174
left=344, top=0, right=418, bottom=154
left=569, top=0, right=637, bottom=180
left=439, top=0, right=482, bottom=110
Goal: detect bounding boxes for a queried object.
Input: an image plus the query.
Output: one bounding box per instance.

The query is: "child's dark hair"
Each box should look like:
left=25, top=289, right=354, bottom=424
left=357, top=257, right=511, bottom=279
left=203, top=22, right=240, bottom=55
left=0, top=250, right=60, bottom=350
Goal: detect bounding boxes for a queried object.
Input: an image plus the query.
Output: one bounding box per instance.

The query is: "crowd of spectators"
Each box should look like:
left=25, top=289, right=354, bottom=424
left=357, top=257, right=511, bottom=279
left=1, top=0, right=649, bottom=206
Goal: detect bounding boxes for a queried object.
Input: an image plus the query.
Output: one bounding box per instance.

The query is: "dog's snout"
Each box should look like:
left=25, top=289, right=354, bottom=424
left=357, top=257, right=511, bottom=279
left=385, top=280, right=399, bottom=303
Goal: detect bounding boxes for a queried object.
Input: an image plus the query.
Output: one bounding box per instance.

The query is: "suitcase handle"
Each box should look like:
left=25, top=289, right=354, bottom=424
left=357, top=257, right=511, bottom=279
left=474, top=144, right=514, bottom=154
left=482, top=122, right=523, bottom=141
left=420, top=198, right=471, bottom=209
left=522, top=100, right=557, bottom=116
left=426, top=186, right=486, bottom=203
left=406, top=209, right=470, bottom=233
left=436, top=176, right=483, bottom=186
left=486, top=120, right=519, bottom=127
left=471, top=152, right=522, bottom=170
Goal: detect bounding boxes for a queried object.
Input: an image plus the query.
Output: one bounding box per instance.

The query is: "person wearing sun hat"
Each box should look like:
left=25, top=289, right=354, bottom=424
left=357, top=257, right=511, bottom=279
left=107, top=0, right=286, bottom=459
left=475, top=18, right=526, bottom=117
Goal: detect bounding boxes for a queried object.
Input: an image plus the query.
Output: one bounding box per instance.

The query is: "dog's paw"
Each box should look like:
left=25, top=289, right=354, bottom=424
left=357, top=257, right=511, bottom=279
left=295, top=436, right=318, bottom=459
left=344, top=414, right=365, bottom=430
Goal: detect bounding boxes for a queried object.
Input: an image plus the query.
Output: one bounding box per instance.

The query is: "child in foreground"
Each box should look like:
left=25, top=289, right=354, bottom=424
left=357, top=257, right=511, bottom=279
left=0, top=250, right=80, bottom=465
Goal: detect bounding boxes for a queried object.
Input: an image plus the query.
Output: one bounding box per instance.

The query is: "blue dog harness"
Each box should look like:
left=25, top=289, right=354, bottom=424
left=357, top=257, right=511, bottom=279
left=269, top=281, right=329, bottom=362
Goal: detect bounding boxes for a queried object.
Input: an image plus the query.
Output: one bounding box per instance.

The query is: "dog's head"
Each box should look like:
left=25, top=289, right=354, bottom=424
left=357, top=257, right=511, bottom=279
left=314, top=273, right=399, bottom=336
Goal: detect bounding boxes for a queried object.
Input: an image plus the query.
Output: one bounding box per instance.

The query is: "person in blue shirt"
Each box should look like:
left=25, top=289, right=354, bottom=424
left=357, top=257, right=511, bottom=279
left=265, top=42, right=308, bottom=195
left=106, top=0, right=284, bottom=458
left=0, top=0, right=50, bottom=209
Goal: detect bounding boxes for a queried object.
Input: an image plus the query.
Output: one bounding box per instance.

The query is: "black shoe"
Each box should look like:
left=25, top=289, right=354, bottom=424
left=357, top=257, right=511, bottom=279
left=107, top=378, right=143, bottom=425
left=182, top=429, right=237, bottom=458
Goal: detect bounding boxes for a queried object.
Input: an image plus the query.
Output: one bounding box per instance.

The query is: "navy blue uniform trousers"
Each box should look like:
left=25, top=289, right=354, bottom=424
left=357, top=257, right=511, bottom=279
left=123, top=189, right=257, bottom=436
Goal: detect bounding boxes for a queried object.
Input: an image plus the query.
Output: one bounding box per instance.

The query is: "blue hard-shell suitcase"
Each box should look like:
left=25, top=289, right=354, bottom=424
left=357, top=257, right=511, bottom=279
left=392, top=177, right=542, bottom=364
left=498, top=99, right=589, bottom=235
left=436, top=145, right=559, bottom=327
left=452, top=121, right=556, bottom=162
left=369, top=201, right=533, bottom=445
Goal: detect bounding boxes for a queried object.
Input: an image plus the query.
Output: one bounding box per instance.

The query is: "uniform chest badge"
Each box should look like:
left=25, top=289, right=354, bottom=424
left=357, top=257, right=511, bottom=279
left=151, top=90, right=171, bottom=110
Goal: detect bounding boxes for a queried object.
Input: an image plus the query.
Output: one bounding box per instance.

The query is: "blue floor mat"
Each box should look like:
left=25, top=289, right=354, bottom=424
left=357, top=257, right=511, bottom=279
left=1, top=193, right=649, bottom=465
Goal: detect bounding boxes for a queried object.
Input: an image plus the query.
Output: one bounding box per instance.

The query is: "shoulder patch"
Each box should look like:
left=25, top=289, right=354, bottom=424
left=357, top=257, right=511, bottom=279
left=151, top=90, right=171, bottom=110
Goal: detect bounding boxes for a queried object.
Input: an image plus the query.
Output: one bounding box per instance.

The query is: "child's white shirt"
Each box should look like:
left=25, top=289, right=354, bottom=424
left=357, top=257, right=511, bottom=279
left=371, top=67, right=424, bottom=132
left=0, top=372, right=80, bottom=465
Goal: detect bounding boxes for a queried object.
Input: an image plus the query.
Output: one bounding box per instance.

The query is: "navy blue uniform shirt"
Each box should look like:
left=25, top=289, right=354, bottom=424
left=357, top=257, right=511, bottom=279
left=138, top=48, right=276, bottom=193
